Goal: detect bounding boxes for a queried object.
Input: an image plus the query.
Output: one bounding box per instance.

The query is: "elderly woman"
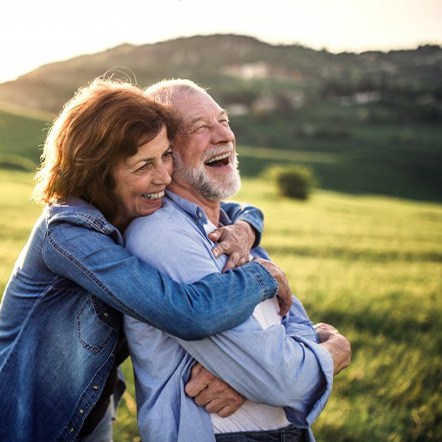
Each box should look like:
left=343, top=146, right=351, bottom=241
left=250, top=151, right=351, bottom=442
left=0, top=78, right=291, bottom=441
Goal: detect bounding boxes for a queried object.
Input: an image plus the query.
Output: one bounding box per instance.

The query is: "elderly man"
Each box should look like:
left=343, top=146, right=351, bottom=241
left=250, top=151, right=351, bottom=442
left=124, top=80, right=351, bottom=442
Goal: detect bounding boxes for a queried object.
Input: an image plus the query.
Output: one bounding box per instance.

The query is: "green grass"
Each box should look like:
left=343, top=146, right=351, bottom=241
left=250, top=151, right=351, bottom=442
left=236, top=179, right=442, bottom=441
left=1, top=169, right=441, bottom=441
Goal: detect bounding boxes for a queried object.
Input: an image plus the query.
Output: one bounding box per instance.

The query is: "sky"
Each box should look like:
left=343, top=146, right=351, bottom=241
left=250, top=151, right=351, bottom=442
left=1, top=0, right=441, bottom=83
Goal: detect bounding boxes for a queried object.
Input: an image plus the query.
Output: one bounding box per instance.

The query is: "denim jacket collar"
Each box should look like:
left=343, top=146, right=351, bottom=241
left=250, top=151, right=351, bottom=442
left=47, top=197, right=124, bottom=245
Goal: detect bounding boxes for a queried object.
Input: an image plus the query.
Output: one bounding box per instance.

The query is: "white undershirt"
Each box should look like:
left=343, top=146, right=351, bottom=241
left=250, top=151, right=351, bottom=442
left=211, top=298, right=291, bottom=433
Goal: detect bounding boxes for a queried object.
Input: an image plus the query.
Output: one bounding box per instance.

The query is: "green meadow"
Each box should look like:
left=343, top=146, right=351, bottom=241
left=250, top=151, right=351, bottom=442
left=1, top=168, right=440, bottom=441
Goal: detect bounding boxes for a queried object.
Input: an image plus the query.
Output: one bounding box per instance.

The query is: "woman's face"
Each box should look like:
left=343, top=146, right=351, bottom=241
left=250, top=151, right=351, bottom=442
left=112, top=125, right=173, bottom=229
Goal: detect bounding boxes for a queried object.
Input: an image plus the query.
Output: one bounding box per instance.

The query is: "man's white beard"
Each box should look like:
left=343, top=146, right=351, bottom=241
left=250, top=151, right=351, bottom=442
left=173, top=151, right=241, bottom=201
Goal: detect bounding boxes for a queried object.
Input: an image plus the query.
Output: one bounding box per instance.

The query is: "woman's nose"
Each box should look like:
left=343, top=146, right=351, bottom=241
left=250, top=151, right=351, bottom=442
left=153, top=163, right=172, bottom=185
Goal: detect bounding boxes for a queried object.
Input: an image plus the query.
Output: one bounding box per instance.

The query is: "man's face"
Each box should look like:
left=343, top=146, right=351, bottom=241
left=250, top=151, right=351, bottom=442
left=172, top=90, right=241, bottom=201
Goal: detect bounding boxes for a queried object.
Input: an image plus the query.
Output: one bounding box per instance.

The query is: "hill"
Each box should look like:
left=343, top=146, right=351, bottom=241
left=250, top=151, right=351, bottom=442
left=0, top=34, right=441, bottom=201
left=1, top=35, right=441, bottom=118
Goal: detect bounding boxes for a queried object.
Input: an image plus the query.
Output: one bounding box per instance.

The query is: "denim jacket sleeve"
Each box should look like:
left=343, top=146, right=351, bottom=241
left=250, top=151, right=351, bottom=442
left=42, top=221, right=277, bottom=340
left=221, top=201, right=264, bottom=247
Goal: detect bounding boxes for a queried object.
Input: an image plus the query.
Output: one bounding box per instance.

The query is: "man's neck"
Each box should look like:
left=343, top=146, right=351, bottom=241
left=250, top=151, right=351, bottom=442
left=168, top=180, right=221, bottom=226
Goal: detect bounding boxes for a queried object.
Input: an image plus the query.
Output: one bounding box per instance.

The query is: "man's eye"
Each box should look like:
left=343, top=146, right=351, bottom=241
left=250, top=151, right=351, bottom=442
left=193, top=124, right=208, bottom=133
left=163, top=150, right=174, bottom=159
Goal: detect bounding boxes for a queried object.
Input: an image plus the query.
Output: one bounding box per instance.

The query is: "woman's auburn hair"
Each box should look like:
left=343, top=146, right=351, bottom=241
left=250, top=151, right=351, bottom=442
left=33, top=78, right=177, bottom=222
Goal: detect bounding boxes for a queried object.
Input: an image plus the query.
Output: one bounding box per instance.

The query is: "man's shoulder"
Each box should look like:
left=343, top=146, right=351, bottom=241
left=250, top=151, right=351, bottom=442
left=140, top=198, right=178, bottom=223
left=125, top=198, right=192, bottom=244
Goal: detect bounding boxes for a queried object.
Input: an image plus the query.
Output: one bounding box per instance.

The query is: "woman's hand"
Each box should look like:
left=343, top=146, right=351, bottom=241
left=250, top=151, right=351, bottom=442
left=185, top=363, right=246, bottom=417
left=209, top=221, right=256, bottom=272
left=253, top=258, right=293, bottom=316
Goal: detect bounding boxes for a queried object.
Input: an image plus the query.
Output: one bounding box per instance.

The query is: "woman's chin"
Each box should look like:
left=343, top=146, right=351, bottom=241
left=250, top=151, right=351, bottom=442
left=140, top=199, right=163, bottom=216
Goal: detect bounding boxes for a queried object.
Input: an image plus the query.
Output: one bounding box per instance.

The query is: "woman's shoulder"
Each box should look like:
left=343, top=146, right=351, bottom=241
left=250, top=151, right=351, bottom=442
left=46, top=198, right=119, bottom=237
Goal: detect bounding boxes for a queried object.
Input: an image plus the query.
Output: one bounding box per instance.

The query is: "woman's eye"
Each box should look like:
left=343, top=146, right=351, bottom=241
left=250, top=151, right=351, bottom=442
left=136, top=163, right=152, bottom=173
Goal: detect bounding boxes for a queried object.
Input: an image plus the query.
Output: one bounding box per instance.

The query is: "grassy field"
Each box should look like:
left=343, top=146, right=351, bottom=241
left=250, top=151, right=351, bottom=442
left=1, top=169, right=441, bottom=441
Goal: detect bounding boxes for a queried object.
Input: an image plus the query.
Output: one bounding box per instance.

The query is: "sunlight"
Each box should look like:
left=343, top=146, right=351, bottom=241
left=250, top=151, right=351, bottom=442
left=0, top=0, right=441, bottom=83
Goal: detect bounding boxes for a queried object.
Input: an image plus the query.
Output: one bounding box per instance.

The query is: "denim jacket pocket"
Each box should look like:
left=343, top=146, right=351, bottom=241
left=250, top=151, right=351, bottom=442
left=76, top=297, right=117, bottom=354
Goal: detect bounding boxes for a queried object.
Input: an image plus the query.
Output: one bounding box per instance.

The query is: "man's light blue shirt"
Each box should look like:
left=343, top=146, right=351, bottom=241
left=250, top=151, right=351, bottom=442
left=124, top=192, right=334, bottom=442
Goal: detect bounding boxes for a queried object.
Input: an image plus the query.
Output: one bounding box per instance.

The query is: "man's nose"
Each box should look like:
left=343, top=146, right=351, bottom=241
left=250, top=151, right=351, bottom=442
left=212, top=122, right=235, bottom=144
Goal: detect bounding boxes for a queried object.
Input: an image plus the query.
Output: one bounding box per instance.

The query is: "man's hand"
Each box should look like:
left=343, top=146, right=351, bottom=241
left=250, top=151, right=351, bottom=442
left=315, top=323, right=352, bottom=375
left=185, top=363, right=246, bottom=417
left=253, top=258, right=293, bottom=316
left=209, top=221, right=255, bottom=271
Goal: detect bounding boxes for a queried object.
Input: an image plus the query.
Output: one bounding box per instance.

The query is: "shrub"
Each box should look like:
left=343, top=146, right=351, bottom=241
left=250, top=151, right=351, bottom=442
left=264, top=165, right=318, bottom=200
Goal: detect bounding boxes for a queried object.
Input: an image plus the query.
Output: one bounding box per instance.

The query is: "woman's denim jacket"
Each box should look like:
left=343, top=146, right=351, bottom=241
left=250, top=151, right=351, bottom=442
left=0, top=198, right=276, bottom=442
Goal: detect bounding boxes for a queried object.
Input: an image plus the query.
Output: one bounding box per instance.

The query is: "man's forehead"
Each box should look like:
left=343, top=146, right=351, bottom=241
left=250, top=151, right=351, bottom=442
left=175, top=90, right=222, bottom=113
left=185, top=107, right=228, bottom=124
left=179, top=101, right=226, bottom=124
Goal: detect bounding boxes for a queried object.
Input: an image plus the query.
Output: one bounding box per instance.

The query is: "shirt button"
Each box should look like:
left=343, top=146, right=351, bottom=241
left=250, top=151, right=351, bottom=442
left=92, top=384, right=99, bottom=390
left=103, top=312, right=109, bottom=318
left=70, top=427, right=75, bottom=433
left=79, top=409, right=84, bottom=414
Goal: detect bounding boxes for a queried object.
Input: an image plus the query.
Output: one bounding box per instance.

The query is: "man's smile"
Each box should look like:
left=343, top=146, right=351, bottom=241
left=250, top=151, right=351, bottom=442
left=204, top=151, right=233, bottom=168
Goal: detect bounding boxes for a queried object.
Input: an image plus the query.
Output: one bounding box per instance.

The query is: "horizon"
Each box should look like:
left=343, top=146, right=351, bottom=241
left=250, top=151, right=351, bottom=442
left=1, top=0, right=442, bottom=83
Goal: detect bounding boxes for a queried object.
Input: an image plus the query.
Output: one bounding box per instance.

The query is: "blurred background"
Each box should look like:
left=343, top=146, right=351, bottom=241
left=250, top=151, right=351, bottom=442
left=0, top=0, right=441, bottom=440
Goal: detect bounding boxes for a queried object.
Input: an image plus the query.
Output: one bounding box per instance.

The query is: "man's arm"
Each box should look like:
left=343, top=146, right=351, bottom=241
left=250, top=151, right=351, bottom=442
left=177, top=315, right=333, bottom=426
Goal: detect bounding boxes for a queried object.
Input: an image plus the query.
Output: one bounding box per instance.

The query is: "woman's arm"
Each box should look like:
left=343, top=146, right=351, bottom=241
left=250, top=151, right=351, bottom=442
left=43, top=222, right=278, bottom=340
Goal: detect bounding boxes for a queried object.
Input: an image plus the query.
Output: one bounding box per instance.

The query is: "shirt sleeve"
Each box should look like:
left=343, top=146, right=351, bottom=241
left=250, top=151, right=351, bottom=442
left=42, top=220, right=277, bottom=340
left=125, top=211, right=334, bottom=427
left=179, top=321, right=333, bottom=427
left=221, top=201, right=264, bottom=247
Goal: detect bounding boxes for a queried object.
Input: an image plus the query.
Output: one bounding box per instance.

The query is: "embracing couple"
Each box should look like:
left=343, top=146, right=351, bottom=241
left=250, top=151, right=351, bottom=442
left=0, top=77, right=351, bottom=442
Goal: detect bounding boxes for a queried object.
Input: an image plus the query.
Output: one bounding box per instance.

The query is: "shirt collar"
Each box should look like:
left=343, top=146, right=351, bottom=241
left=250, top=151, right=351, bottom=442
left=165, top=190, right=232, bottom=227
left=166, top=190, right=208, bottom=225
